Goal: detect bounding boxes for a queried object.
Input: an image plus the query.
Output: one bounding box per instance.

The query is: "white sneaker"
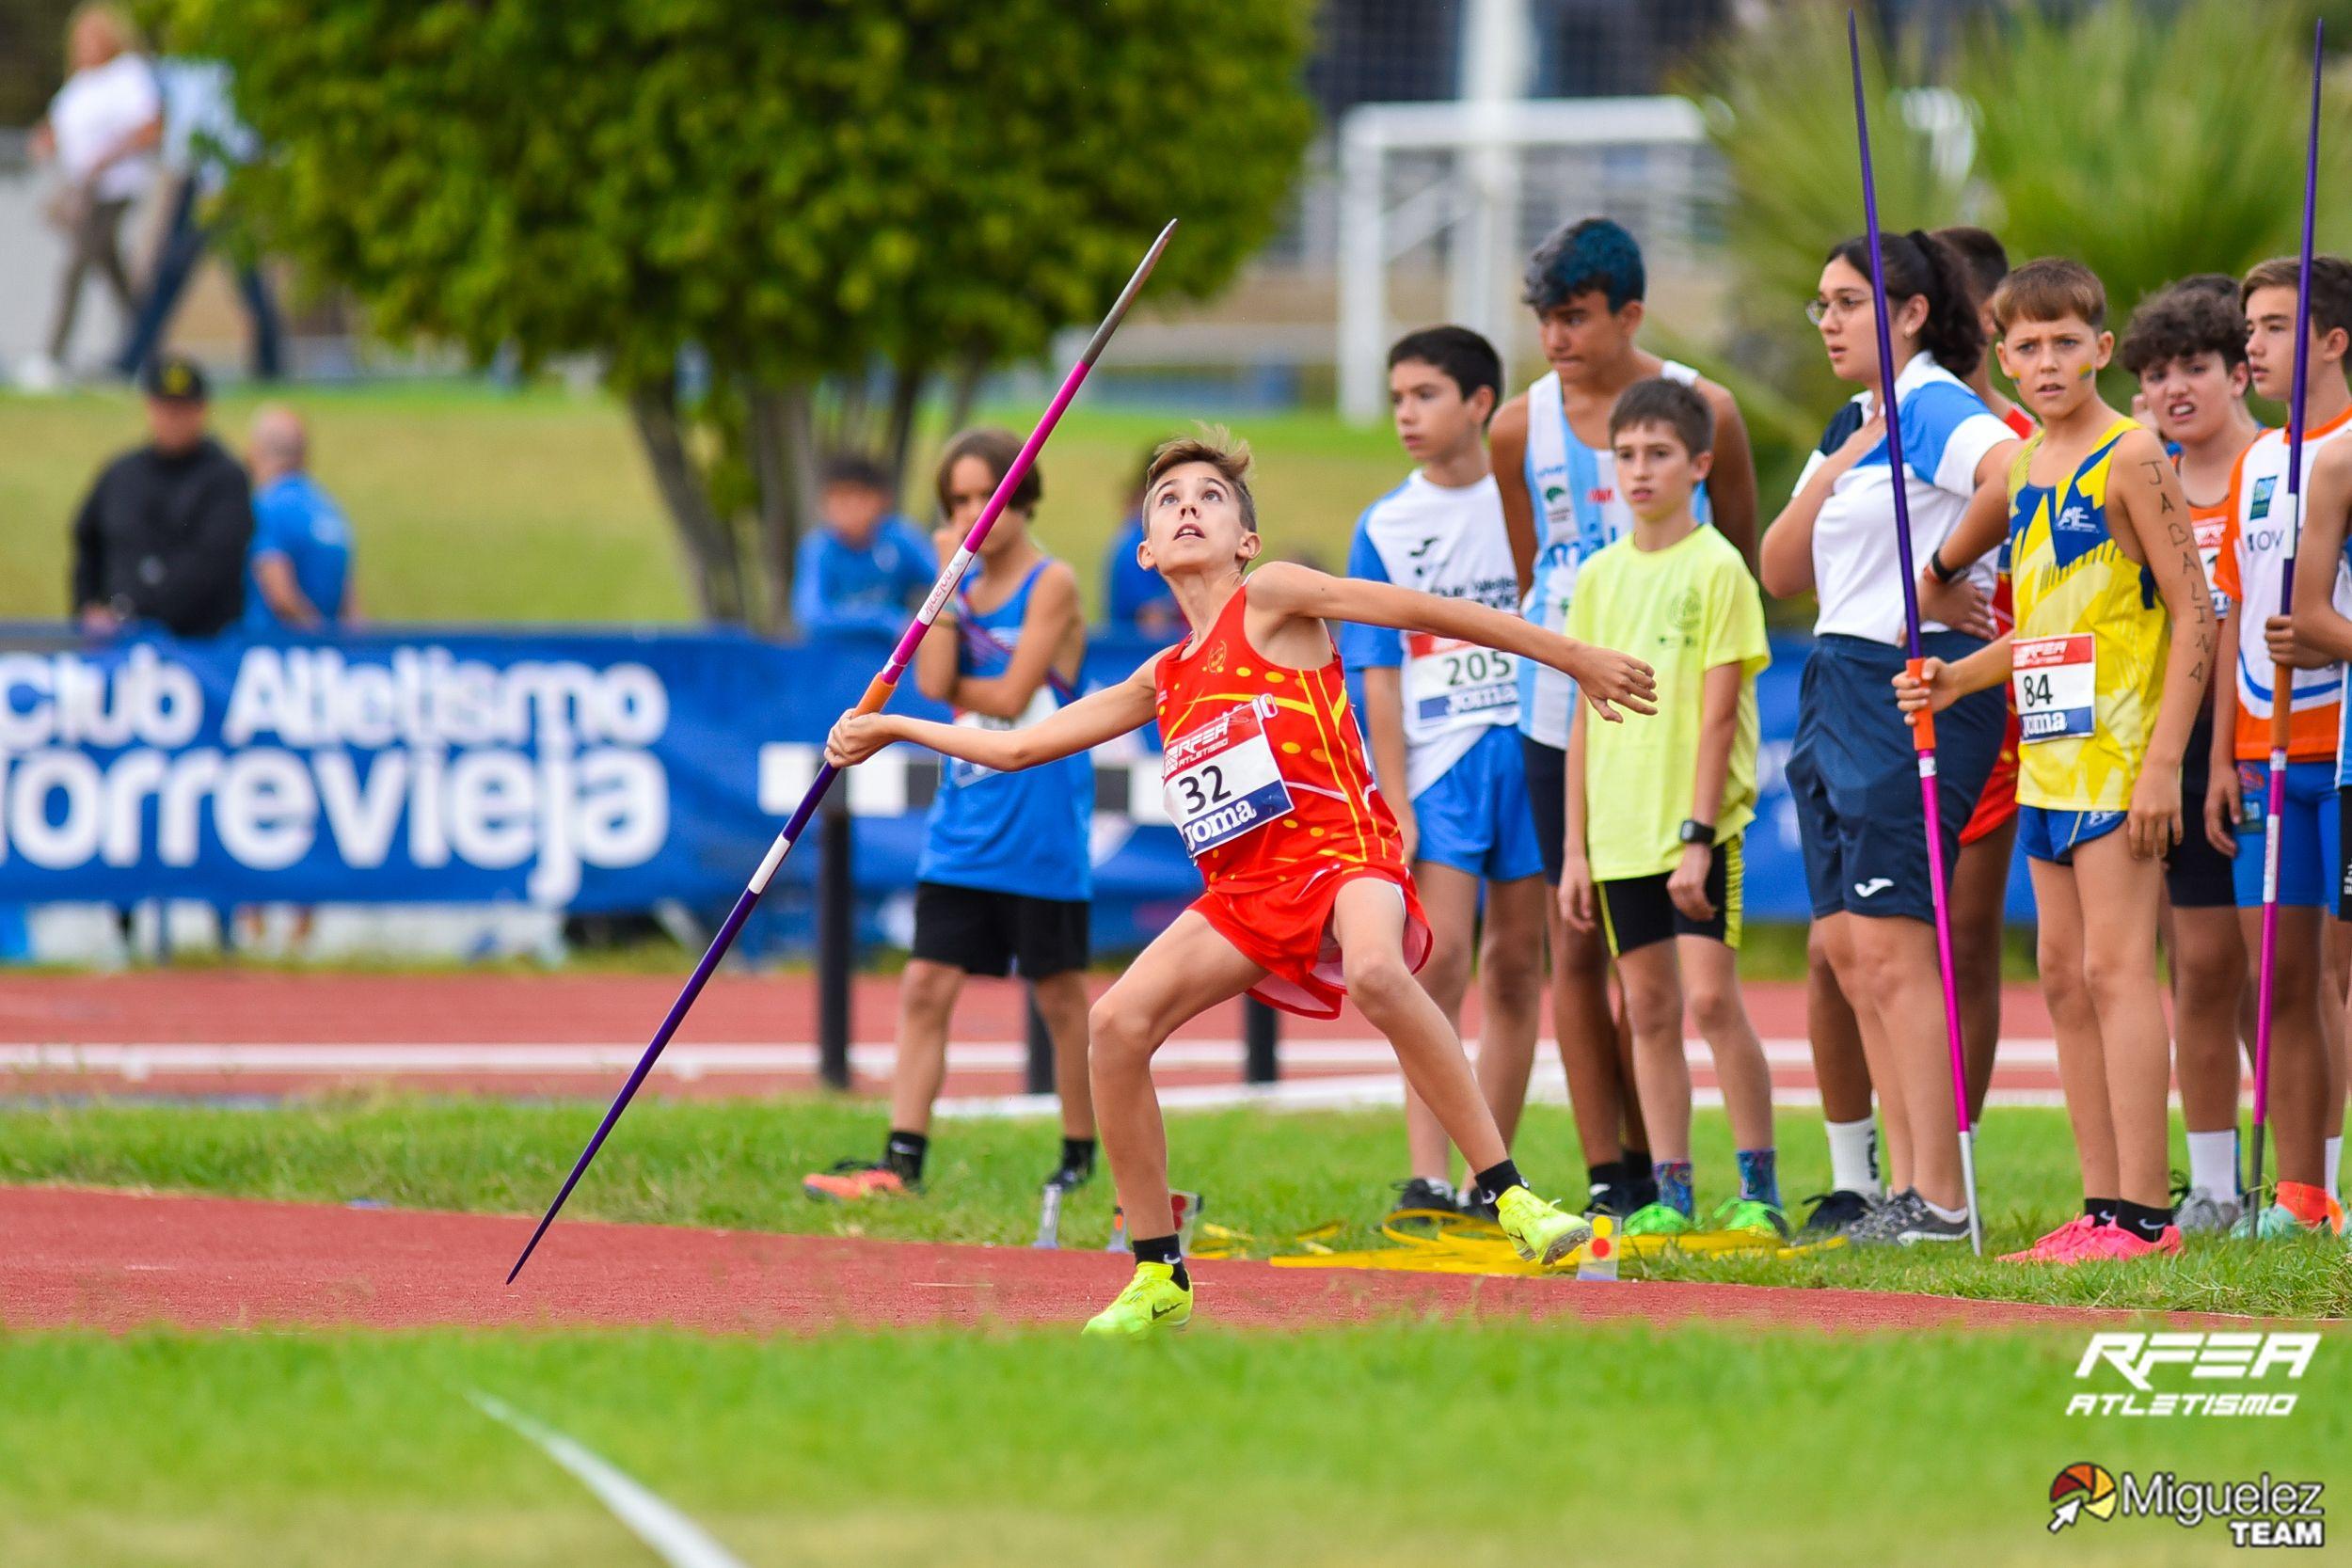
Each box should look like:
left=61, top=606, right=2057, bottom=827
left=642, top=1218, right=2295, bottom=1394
left=2173, top=1187, right=2241, bottom=1235
left=14, top=353, right=63, bottom=393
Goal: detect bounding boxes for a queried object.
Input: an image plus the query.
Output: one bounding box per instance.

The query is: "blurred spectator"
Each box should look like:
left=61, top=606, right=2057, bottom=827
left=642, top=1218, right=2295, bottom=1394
left=244, top=404, right=352, bottom=631
left=115, top=57, right=281, bottom=381
left=792, top=454, right=938, bottom=633
left=71, top=355, right=251, bottom=637
left=1103, top=447, right=1184, bottom=639
left=24, top=4, right=159, bottom=388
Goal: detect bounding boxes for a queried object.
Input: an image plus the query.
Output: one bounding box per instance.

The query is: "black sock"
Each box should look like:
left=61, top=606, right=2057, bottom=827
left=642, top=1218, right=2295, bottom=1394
left=1624, top=1148, right=1658, bottom=1204
left=2083, top=1196, right=2119, bottom=1227
left=883, top=1130, right=929, bottom=1182
left=1058, top=1136, right=1096, bottom=1176
left=1472, top=1159, right=1525, bottom=1207
left=2116, top=1198, right=2173, bottom=1244
left=1133, top=1231, right=1190, bottom=1290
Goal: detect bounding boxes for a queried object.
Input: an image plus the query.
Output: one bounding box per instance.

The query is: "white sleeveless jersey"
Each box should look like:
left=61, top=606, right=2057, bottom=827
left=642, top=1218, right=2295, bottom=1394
left=1343, top=470, right=1520, bottom=798
left=2220, top=410, right=2352, bottom=778
left=1518, top=360, right=1709, bottom=747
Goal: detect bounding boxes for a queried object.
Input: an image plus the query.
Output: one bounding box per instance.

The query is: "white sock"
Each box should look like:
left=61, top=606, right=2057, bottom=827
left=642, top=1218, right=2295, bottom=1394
left=2328, top=1134, right=2343, bottom=1197
left=2185, top=1130, right=2239, bottom=1199
left=1922, top=1195, right=1969, bottom=1222
left=1825, top=1117, right=1880, bottom=1196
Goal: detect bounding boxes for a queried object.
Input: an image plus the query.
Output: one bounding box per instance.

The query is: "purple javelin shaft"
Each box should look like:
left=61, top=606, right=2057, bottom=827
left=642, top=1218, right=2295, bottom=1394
left=1849, top=13, right=1973, bottom=1143
left=2251, top=23, right=2324, bottom=1181
left=508, top=220, right=1178, bottom=1284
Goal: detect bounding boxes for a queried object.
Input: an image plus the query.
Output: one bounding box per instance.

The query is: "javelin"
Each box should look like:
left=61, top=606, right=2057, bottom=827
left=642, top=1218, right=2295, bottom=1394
left=508, top=219, right=1179, bottom=1283
left=2250, top=23, right=2324, bottom=1203
left=1847, top=12, right=1980, bottom=1253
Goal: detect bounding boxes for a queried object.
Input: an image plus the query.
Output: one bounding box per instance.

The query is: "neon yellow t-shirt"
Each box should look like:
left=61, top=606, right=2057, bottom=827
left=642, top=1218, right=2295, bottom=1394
left=1564, top=525, right=1770, bottom=880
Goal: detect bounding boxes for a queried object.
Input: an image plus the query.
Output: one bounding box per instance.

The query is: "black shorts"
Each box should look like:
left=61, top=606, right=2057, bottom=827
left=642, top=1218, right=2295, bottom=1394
left=1598, top=836, right=1745, bottom=957
left=2166, top=716, right=2235, bottom=911
left=910, top=881, right=1089, bottom=979
left=1520, top=735, right=1567, bottom=885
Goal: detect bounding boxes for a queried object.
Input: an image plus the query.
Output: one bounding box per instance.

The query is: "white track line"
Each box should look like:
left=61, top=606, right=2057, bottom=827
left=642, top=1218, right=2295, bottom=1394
left=0, top=1037, right=2070, bottom=1080
left=939, top=1075, right=2075, bottom=1119
left=469, top=1392, right=748, bottom=1568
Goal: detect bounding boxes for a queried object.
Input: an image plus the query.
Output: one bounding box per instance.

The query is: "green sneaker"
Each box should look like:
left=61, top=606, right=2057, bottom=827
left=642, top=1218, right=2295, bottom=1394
left=1495, top=1185, right=1593, bottom=1267
left=1081, top=1261, right=1192, bottom=1339
left=1711, top=1196, right=1791, bottom=1239
left=2232, top=1203, right=2312, bottom=1240
left=1621, top=1201, right=1693, bottom=1237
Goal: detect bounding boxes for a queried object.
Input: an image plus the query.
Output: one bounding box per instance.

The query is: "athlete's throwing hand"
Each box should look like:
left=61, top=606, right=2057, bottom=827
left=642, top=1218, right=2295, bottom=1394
left=1565, top=641, right=1658, bottom=722
left=826, top=711, right=895, bottom=768
left=1889, top=657, right=1958, bottom=723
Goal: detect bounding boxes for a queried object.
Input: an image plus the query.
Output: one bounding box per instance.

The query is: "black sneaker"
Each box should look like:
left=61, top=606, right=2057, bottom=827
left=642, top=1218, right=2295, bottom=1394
left=1797, top=1189, right=1877, bottom=1238
left=1458, top=1185, right=1500, bottom=1223
left=1584, top=1180, right=1634, bottom=1219
left=1387, top=1177, right=1457, bottom=1220
left=1044, top=1157, right=1095, bottom=1192
left=1844, top=1189, right=1971, bottom=1247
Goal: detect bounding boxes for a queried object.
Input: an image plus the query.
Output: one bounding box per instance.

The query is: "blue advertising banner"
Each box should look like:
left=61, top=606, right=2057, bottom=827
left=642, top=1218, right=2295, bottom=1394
left=0, top=626, right=2032, bottom=951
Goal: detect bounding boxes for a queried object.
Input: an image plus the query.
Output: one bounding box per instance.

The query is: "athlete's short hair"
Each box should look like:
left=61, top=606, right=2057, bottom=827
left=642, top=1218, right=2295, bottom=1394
left=1608, top=377, right=1714, bottom=458
left=1147, top=426, right=1257, bottom=533
left=2174, top=272, right=2242, bottom=304
left=2242, top=255, right=2352, bottom=343
left=1992, top=257, right=2107, bottom=333
left=820, top=452, right=891, bottom=494
left=2120, top=281, right=2250, bottom=377
left=1387, top=325, right=1503, bottom=420
left=933, top=426, right=1041, bottom=516
left=1522, top=216, right=1645, bottom=315
left=1826, top=230, right=1987, bottom=379
left=1932, top=226, right=2010, bottom=304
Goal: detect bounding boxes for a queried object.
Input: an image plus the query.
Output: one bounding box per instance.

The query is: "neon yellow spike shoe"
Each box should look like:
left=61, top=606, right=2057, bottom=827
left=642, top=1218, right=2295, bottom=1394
left=1621, top=1201, right=1693, bottom=1238
left=1495, top=1185, right=1594, bottom=1268
left=1081, top=1260, right=1193, bottom=1339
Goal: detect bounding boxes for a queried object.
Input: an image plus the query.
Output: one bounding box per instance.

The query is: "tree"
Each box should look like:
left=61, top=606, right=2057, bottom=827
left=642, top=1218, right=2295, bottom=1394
left=167, top=0, right=1314, bottom=627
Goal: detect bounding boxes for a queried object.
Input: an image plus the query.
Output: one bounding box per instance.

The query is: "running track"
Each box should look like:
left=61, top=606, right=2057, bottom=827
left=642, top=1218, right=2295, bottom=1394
left=0, top=972, right=2121, bottom=1106
left=0, top=1185, right=2259, bottom=1336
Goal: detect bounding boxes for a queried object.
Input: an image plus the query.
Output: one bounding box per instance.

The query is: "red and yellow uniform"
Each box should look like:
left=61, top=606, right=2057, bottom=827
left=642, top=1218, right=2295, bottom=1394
left=1153, top=585, right=1430, bottom=1018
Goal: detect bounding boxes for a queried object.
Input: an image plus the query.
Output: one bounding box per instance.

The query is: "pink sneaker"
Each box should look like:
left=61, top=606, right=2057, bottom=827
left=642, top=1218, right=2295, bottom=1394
left=2071, top=1225, right=2184, bottom=1260
left=2000, top=1214, right=2103, bottom=1263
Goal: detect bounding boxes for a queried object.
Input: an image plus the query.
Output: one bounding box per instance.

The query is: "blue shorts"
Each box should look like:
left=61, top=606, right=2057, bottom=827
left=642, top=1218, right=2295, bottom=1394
left=1412, top=723, right=1546, bottom=883
left=2232, top=759, right=2340, bottom=910
left=2017, top=804, right=2126, bottom=864
left=1785, top=633, right=2006, bottom=924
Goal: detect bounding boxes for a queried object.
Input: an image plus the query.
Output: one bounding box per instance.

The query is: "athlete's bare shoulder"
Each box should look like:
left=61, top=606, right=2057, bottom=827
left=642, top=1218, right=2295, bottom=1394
left=1489, top=391, right=1530, bottom=447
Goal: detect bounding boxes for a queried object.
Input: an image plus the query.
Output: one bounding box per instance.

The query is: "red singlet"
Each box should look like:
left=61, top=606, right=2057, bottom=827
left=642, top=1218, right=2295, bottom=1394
left=1153, top=585, right=1430, bottom=1018
left=1960, top=402, right=2036, bottom=847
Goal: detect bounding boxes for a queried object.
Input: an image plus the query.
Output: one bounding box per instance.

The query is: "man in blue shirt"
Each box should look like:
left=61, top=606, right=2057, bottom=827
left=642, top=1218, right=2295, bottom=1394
left=793, top=454, right=937, bottom=633
left=243, top=404, right=352, bottom=630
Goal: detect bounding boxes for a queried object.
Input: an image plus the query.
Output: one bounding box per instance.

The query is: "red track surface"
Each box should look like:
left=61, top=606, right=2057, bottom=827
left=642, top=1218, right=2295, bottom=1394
left=0, top=972, right=2077, bottom=1101
left=2, top=1185, right=2250, bottom=1337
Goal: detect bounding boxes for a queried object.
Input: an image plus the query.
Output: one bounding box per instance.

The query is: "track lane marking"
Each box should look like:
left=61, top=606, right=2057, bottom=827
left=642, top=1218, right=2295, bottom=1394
left=469, top=1391, right=749, bottom=1568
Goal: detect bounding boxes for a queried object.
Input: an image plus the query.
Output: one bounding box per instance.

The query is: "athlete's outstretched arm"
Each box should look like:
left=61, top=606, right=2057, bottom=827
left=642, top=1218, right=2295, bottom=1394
left=1244, top=561, right=1656, bottom=719
left=826, top=655, right=1161, bottom=773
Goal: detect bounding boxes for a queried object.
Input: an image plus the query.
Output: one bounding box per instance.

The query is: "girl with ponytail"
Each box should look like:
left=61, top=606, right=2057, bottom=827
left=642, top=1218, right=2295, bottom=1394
left=1756, top=230, right=2024, bottom=1246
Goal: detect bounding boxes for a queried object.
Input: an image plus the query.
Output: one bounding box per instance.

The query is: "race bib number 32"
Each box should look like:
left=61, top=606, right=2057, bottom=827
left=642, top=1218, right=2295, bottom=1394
left=1162, top=697, right=1294, bottom=856
left=2013, top=633, right=2096, bottom=743
left=1404, top=633, right=1516, bottom=736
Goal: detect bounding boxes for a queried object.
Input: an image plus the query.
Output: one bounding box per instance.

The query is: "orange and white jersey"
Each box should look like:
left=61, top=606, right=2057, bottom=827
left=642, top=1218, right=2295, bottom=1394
left=2215, top=408, right=2352, bottom=762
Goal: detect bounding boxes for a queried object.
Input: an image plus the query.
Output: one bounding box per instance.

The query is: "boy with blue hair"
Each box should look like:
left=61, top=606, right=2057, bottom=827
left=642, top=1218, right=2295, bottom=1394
left=1489, top=215, right=1759, bottom=1215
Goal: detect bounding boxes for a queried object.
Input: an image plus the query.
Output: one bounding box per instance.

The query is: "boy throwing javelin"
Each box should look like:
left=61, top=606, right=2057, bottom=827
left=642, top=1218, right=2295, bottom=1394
left=826, top=431, right=1657, bottom=1337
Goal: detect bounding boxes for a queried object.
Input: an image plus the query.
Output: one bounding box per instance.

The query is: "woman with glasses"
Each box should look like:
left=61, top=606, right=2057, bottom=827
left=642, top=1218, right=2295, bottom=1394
left=1758, top=230, right=2022, bottom=1246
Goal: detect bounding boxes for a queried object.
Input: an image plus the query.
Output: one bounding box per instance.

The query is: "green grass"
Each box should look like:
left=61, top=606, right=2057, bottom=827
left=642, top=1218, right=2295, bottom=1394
left=0, top=386, right=1406, bottom=626
left=4, top=1095, right=2343, bottom=1317
left=3, top=1323, right=2344, bottom=1567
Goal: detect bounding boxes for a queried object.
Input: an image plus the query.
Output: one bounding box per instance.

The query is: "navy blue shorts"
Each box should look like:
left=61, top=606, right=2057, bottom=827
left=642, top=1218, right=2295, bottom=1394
left=1785, top=633, right=2005, bottom=924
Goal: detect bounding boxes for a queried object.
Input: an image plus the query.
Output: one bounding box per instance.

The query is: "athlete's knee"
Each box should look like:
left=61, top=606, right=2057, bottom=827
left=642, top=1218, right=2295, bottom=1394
left=1421, top=930, right=1474, bottom=1001
left=2079, top=938, right=2154, bottom=1012
left=1343, top=951, right=1421, bottom=1019
left=1686, top=976, right=1749, bottom=1041
left=1480, top=927, right=1544, bottom=1002
left=1615, top=956, right=1681, bottom=1038
left=900, top=961, right=962, bottom=1020
left=1087, top=993, right=1159, bottom=1066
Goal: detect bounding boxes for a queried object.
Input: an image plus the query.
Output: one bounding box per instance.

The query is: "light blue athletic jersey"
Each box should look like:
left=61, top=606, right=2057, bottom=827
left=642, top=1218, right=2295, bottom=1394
left=915, top=561, right=1092, bottom=900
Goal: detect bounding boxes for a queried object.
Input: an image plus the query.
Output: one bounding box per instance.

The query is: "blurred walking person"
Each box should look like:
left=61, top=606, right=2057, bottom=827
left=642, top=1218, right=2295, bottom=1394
left=24, top=4, right=159, bottom=388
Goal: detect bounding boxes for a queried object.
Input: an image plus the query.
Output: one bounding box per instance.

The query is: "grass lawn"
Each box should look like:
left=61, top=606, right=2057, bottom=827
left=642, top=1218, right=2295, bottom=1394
left=3, top=1323, right=2344, bottom=1568
left=0, top=385, right=1406, bottom=626
left=4, top=1095, right=2344, bottom=1317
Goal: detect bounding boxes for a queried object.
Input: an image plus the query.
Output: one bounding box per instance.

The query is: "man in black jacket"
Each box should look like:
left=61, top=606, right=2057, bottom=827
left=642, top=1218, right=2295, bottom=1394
left=72, top=356, right=252, bottom=637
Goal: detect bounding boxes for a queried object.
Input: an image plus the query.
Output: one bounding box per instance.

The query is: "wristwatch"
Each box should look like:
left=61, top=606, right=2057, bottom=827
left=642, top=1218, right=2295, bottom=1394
left=1927, top=547, right=1960, bottom=586
left=1677, top=819, right=1716, bottom=847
